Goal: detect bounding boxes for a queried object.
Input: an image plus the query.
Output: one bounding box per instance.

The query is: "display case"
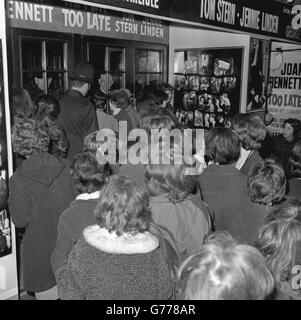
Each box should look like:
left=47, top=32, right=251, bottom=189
left=173, top=48, right=243, bottom=129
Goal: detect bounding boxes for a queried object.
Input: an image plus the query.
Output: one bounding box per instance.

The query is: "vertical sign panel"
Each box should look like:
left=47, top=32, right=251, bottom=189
left=0, top=0, right=18, bottom=300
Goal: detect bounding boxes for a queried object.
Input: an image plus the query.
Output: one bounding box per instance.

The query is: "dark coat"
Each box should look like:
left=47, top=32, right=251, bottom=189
left=8, top=153, right=76, bottom=292
left=269, top=135, right=296, bottom=173
left=58, top=89, right=98, bottom=160
left=197, top=164, right=267, bottom=245
left=116, top=106, right=140, bottom=135
left=240, top=150, right=264, bottom=176
left=51, top=198, right=98, bottom=276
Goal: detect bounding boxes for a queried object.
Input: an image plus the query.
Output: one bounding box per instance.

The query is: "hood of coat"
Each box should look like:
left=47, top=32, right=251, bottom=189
left=16, top=152, right=71, bottom=187
left=83, top=224, right=159, bottom=255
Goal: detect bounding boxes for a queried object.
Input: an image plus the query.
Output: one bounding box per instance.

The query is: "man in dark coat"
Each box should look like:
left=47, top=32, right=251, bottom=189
left=58, top=61, right=98, bottom=160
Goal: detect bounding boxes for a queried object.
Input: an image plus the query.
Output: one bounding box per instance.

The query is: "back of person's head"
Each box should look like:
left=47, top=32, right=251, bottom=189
left=71, top=150, right=112, bottom=194
left=234, top=114, right=267, bottom=150
left=177, top=231, right=275, bottom=300
left=283, top=118, right=301, bottom=140
left=11, top=86, right=35, bottom=119
left=12, top=118, right=50, bottom=158
left=256, top=199, right=301, bottom=285
left=94, top=175, right=151, bottom=236
left=205, top=127, right=240, bottom=165
left=145, top=141, right=196, bottom=203
left=288, top=139, right=301, bottom=178
left=34, top=94, right=60, bottom=122
left=140, top=113, right=176, bottom=135
left=136, top=97, right=160, bottom=117
left=248, top=159, right=286, bottom=206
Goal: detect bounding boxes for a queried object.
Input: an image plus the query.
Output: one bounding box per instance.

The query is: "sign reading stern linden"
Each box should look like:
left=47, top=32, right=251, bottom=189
left=7, top=0, right=169, bottom=44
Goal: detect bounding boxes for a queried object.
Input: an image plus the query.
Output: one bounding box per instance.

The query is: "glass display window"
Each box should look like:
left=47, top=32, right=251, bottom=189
left=21, top=38, right=68, bottom=99
left=87, top=43, right=125, bottom=93
left=135, top=49, right=163, bottom=94
left=174, top=48, right=242, bottom=129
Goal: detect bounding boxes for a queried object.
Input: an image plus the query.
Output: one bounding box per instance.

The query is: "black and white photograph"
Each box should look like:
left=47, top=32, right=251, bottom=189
left=0, top=0, right=300, bottom=305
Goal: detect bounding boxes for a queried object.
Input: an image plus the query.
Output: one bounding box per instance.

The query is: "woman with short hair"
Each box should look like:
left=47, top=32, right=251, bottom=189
left=256, top=199, right=301, bottom=300
left=8, top=119, right=76, bottom=299
left=57, top=175, right=173, bottom=300
left=177, top=231, right=275, bottom=300
left=198, top=127, right=270, bottom=245
left=233, top=113, right=266, bottom=175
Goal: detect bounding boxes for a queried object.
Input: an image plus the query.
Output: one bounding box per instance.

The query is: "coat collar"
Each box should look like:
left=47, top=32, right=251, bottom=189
left=83, top=225, right=159, bottom=254
left=76, top=191, right=100, bottom=201
left=203, top=163, right=242, bottom=176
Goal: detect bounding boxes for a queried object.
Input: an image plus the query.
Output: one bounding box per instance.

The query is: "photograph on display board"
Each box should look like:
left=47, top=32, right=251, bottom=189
left=247, top=38, right=270, bottom=111
left=0, top=40, right=12, bottom=258
left=173, top=48, right=242, bottom=128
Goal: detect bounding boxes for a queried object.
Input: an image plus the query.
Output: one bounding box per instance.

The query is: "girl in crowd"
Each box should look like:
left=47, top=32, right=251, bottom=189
left=34, top=94, right=69, bottom=158
left=51, top=150, right=112, bottom=276
left=146, top=141, right=212, bottom=260
left=11, top=86, right=35, bottom=125
left=256, top=199, right=301, bottom=300
left=118, top=112, right=176, bottom=186
left=8, top=119, right=76, bottom=300
left=287, top=140, right=301, bottom=199
left=57, top=175, right=173, bottom=300
left=233, top=113, right=266, bottom=175
left=269, top=118, right=301, bottom=173
left=108, top=89, right=140, bottom=135
left=177, top=231, right=275, bottom=300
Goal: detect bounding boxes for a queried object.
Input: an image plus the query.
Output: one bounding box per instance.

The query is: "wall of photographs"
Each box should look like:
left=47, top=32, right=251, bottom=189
left=173, top=48, right=243, bottom=129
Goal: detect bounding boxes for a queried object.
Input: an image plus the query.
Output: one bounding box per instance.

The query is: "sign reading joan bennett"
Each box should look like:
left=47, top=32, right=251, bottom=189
left=7, top=0, right=169, bottom=45
left=268, top=42, right=301, bottom=135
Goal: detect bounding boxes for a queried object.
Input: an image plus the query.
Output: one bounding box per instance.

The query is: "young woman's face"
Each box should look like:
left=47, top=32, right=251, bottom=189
left=283, top=123, right=294, bottom=141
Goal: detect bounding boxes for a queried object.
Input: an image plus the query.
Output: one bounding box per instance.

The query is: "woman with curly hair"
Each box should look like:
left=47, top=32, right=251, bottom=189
left=256, top=199, right=301, bottom=300
left=57, top=175, right=173, bottom=300
left=34, top=94, right=69, bottom=158
left=8, top=119, right=76, bottom=299
left=11, top=86, right=35, bottom=124
left=287, top=140, right=301, bottom=199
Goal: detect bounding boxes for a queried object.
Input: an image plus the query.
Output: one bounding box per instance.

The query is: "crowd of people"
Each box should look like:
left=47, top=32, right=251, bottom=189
left=7, top=61, right=301, bottom=300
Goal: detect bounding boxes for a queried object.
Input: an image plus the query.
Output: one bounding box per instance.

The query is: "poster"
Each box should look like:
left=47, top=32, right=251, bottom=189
left=0, top=42, right=11, bottom=258
left=247, top=38, right=270, bottom=111
left=267, top=42, right=301, bottom=135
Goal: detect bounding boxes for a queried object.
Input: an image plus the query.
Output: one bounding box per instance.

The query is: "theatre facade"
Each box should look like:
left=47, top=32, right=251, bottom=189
left=0, top=0, right=301, bottom=299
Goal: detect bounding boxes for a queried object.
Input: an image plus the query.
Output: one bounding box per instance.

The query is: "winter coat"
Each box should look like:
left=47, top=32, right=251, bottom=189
left=58, top=89, right=98, bottom=160
left=8, top=152, right=76, bottom=292
left=150, top=194, right=212, bottom=260
left=51, top=192, right=99, bottom=276
left=198, top=164, right=268, bottom=245
left=57, top=225, right=173, bottom=300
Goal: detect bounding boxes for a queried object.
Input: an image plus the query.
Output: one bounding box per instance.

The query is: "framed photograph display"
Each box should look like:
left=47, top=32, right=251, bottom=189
left=174, top=48, right=243, bottom=129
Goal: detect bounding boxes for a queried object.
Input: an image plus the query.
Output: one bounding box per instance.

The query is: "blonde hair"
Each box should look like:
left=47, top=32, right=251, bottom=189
left=177, top=232, right=275, bottom=300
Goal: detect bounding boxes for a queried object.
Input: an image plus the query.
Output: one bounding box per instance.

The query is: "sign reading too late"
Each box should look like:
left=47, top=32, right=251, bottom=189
left=7, top=1, right=168, bottom=43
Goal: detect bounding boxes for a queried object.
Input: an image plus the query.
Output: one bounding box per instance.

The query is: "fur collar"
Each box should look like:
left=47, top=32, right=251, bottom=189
left=76, top=191, right=100, bottom=200
left=83, top=225, right=159, bottom=254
